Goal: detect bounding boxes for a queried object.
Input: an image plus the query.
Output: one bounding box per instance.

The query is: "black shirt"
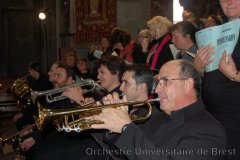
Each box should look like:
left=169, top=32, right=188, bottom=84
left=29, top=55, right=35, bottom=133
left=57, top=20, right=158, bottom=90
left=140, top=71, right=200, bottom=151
left=202, top=32, right=240, bottom=131
left=115, top=100, right=227, bottom=160
left=202, top=31, right=240, bottom=159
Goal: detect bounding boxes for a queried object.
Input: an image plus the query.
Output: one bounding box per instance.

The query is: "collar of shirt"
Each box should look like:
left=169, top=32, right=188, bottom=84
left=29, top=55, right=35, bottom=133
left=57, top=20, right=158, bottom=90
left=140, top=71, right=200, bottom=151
left=187, top=44, right=198, bottom=54
left=170, top=99, right=205, bottom=120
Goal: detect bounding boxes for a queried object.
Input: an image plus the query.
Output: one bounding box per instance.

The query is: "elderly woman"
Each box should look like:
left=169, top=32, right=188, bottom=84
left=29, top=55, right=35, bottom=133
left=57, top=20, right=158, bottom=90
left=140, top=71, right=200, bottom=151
left=146, top=16, right=174, bottom=74
left=194, top=0, right=240, bottom=159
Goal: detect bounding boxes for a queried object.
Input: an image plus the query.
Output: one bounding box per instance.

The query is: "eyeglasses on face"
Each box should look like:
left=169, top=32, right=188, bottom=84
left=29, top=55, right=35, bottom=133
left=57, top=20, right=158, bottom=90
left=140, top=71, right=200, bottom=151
left=156, top=77, right=187, bottom=87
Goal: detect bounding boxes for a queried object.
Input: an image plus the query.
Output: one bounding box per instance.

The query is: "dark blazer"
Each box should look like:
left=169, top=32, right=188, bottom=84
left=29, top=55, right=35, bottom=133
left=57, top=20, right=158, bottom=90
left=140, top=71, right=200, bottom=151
left=146, top=34, right=174, bottom=74
left=116, top=100, right=227, bottom=160
left=93, top=100, right=227, bottom=160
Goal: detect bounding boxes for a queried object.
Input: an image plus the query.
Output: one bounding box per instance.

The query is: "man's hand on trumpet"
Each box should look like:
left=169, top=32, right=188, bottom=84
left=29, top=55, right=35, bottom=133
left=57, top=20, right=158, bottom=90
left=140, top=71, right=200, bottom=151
left=63, top=87, right=96, bottom=107
left=62, top=87, right=85, bottom=105
left=89, top=92, right=132, bottom=133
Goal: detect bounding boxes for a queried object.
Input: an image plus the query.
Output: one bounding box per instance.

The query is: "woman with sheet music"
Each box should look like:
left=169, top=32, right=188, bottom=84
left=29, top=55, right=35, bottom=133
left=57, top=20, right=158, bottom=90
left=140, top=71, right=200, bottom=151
left=194, top=0, right=240, bottom=159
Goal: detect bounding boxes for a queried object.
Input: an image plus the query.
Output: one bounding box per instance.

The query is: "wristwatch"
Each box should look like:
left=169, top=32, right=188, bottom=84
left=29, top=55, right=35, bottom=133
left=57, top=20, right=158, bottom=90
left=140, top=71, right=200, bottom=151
left=121, top=123, right=130, bottom=133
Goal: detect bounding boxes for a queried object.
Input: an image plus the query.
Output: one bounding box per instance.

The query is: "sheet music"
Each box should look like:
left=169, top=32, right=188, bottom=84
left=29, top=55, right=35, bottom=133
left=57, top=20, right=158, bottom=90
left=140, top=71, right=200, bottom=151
left=195, top=19, right=240, bottom=72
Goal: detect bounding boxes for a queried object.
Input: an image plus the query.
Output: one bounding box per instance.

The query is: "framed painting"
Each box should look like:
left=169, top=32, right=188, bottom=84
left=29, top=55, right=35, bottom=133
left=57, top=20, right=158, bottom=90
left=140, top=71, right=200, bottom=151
left=75, top=0, right=117, bottom=45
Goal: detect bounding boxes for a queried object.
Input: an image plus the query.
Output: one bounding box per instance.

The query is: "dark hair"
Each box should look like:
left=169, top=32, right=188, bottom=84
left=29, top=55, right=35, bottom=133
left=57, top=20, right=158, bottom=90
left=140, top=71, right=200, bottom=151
left=29, top=61, right=42, bottom=73
left=187, top=18, right=205, bottom=30
left=179, top=60, right=202, bottom=97
left=125, top=64, right=154, bottom=93
left=170, top=21, right=198, bottom=43
left=57, top=61, right=76, bottom=81
left=94, top=55, right=125, bottom=81
left=110, top=28, right=131, bottom=47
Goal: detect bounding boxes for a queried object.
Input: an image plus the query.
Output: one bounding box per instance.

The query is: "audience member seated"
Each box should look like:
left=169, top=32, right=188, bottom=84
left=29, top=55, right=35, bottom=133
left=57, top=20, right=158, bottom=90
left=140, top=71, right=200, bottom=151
left=64, top=50, right=81, bottom=78
left=137, top=28, right=151, bottom=62
left=77, top=57, right=93, bottom=80
left=110, top=27, right=145, bottom=64
left=99, top=36, right=112, bottom=56
left=87, top=43, right=100, bottom=62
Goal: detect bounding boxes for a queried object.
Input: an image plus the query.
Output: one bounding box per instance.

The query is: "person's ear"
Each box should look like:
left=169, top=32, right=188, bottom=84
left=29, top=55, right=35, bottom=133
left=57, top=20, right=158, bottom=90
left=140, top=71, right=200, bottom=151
left=138, top=83, right=147, bottom=93
left=184, top=78, right=194, bottom=92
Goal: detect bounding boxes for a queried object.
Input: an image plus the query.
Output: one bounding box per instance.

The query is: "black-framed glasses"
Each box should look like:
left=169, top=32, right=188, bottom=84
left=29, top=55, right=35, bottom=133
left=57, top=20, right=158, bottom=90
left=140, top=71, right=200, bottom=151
left=156, top=78, right=187, bottom=87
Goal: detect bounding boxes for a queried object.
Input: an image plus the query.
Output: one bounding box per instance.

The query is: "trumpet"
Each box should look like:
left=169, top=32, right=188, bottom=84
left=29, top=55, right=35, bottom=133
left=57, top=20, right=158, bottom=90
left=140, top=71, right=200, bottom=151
left=0, top=123, right=38, bottom=144
left=31, top=79, right=102, bottom=103
left=37, top=98, right=160, bottom=132
left=0, top=122, right=40, bottom=160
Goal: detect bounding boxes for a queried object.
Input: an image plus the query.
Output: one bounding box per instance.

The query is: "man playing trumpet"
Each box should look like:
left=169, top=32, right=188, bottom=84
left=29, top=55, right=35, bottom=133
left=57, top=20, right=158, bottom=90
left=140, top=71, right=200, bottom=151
left=63, top=55, right=125, bottom=105
left=18, top=62, right=86, bottom=160
left=86, top=60, right=226, bottom=159
left=63, top=63, right=159, bottom=158
left=32, top=56, right=125, bottom=160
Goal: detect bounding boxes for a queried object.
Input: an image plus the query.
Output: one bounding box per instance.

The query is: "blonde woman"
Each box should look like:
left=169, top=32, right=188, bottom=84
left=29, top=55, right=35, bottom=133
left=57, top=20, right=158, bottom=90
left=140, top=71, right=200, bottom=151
left=146, top=16, right=174, bottom=74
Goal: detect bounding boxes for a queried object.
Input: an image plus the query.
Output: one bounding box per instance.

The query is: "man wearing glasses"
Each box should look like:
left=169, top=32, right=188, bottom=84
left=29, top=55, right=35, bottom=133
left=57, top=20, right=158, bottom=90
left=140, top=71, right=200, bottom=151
left=90, top=59, right=227, bottom=159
